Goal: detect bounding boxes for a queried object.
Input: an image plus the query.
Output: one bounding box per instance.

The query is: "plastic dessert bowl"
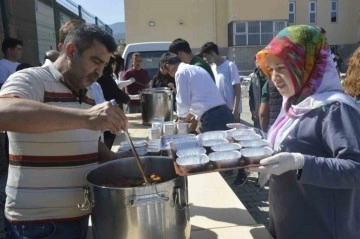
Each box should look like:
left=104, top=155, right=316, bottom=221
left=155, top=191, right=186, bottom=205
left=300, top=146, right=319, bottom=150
left=233, top=134, right=262, bottom=142
left=238, top=139, right=269, bottom=148
left=209, top=150, right=242, bottom=168
left=176, top=154, right=210, bottom=173
left=176, top=147, right=206, bottom=158
left=198, top=131, right=227, bottom=141
left=211, top=143, right=241, bottom=152
left=241, top=147, right=274, bottom=164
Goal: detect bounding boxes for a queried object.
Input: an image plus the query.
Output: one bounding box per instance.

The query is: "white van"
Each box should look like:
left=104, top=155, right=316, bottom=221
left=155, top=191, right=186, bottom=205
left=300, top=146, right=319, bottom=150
left=122, top=42, right=171, bottom=80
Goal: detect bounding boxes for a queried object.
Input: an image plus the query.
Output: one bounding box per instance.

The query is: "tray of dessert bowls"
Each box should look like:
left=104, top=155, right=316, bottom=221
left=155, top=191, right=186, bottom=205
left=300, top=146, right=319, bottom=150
left=171, top=129, right=274, bottom=176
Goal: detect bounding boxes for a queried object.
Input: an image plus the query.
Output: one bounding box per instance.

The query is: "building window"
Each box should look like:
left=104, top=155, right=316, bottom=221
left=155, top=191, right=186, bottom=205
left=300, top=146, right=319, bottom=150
left=309, top=1, right=317, bottom=24
left=232, top=20, right=287, bottom=46
left=289, top=2, right=296, bottom=24
left=331, top=0, right=338, bottom=23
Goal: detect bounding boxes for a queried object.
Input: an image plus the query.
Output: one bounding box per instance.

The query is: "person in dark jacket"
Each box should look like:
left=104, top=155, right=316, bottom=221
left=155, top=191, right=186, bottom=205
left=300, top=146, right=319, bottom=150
left=259, top=79, right=283, bottom=132
left=151, top=66, right=177, bottom=111
left=248, top=60, right=268, bottom=129
left=151, top=67, right=176, bottom=90
left=97, top=56, right=130, bottom=149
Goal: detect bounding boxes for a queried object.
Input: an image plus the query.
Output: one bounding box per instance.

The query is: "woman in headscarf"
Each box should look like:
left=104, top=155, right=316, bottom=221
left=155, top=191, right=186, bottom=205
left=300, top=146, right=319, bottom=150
left=250, top=25, right=360, bottom=239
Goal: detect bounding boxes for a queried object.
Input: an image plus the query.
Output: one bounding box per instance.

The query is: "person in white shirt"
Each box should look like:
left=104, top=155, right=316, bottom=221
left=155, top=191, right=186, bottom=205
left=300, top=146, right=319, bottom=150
left=200, top=42, right=242, bottom=123
left=159, top=52, right=233, bottom=132
left=200, top=42, right=248, bottom=186
left=0, top=37, right=23, bottom=87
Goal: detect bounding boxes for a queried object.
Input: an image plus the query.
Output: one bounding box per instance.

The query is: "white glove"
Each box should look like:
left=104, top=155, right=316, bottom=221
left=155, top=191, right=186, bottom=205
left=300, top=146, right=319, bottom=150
left=249, top=152, right=305, bottom=176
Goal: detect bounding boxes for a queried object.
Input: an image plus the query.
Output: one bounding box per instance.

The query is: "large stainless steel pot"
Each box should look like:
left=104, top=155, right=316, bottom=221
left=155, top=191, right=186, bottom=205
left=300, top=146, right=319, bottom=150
left=86, top=156, right=190, bottom=239
left=141, top=88, right=174, bottom=126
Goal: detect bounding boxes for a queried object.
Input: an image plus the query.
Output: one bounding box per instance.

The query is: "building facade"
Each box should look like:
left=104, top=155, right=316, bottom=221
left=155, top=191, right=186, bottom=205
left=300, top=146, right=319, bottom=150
left=124, top=0, right=360, bottom=74
left=0, top=0, right=112, bottom=66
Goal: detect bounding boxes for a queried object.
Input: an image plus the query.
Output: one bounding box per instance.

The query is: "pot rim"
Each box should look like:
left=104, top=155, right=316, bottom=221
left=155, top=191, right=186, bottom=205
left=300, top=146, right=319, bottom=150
left=86, top=156, right=184, bottom=189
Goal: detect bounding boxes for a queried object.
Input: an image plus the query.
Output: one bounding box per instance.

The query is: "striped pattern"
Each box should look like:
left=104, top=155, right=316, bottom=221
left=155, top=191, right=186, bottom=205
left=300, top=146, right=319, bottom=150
left=44, top=91, right=96, bottom=105
left=9, top=153, right=98, bottom=167
left=1, top=63, right=101, bottom=222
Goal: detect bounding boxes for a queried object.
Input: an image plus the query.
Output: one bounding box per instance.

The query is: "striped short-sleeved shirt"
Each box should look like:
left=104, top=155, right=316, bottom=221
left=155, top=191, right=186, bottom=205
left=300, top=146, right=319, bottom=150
left=1, top=63, right=101, bottom=222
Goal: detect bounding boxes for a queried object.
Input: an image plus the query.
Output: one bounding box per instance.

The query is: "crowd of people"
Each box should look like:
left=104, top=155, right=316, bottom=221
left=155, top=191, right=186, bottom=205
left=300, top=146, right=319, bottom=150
left=0, top=20, right=359, bottom=239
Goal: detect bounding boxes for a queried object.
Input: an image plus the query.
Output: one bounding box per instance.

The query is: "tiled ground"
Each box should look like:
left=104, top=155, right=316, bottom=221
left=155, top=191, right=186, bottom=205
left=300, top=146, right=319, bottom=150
left=222, top=172, right=270, bottom=229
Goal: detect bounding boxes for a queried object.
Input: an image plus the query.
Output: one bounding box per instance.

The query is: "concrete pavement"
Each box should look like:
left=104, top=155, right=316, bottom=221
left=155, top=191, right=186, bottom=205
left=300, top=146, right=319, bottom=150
left=223, top=95, right=270, bottom=229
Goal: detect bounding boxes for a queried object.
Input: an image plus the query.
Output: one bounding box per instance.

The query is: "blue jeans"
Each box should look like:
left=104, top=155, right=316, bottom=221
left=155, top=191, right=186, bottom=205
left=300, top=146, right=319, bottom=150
left=5, top=216, right=89, bottom=239
left=200, top=104, right=234, bottom=132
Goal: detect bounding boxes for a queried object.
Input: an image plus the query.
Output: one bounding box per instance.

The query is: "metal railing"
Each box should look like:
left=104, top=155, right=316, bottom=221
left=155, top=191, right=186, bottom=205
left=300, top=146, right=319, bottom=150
left=56, top=0, right=112, bottom=35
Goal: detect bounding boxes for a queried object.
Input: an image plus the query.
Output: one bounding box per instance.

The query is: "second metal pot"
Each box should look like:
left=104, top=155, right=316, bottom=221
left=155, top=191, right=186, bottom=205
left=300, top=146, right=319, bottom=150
left=141, top=88, right=174, bottom=126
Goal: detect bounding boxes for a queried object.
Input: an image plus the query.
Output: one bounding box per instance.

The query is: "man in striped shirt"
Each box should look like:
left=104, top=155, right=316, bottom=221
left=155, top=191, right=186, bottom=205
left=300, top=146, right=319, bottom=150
left=0, top=23, right=130, bottom=238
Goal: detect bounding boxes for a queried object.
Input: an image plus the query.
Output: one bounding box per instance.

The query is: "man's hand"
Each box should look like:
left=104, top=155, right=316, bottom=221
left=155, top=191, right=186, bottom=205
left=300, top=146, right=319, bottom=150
left=178, top=113, right=198, bottom=133
left=233, top=109, right=240, bottom=123
left=249, top=152, right=305, bottom=176
left=188, top=117, right=198, bottom=133
left=86, top=101, right=128, bottom=132
left=167, top=83, right=176, bottom=92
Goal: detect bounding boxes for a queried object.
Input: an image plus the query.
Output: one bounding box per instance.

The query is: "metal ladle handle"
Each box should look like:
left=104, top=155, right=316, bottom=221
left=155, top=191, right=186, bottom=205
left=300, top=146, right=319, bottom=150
left=124, top=130, right=151, bottom=186
left=110, top=99, right=150, bottom=186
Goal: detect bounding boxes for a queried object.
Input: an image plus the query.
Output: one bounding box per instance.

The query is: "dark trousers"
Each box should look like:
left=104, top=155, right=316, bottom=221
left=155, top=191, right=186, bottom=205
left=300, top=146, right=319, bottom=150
left=200, top=104, right=234, bottom=133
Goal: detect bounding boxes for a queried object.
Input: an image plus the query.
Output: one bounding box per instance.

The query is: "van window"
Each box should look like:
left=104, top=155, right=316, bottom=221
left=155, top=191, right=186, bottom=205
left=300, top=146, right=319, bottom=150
left=125, top=51, right=168, bottom=79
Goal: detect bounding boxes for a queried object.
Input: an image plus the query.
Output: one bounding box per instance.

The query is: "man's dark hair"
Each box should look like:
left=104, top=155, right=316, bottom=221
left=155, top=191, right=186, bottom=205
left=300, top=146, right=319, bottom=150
left=200, top=42, right=219, bottom=55
left=2, top=37, right=23, bottom=54
left=169, top=38, right=192, bottom=54
left=44, top=50, right=60, bottom=62
left=63, top=23, right=117, bottom=54
left=159, top=52, right=182, bottom=69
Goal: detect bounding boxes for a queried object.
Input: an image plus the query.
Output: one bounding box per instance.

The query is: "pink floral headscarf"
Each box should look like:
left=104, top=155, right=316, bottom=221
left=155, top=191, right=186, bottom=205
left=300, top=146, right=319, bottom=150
left=256, top=25, right=329, bottom=112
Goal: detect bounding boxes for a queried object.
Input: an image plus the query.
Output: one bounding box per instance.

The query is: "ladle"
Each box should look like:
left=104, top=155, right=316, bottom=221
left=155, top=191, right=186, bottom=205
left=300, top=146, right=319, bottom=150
left=124, top=130, right=151, bottom=186
left=110, top=99, right=150, bottom=186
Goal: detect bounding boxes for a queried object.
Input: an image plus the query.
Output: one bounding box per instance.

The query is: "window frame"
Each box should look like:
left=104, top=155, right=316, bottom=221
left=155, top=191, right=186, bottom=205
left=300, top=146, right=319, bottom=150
left=309, top=1, right=317, bottom=24
left=330, top=0, right=338, bottom=23
left=289, top=1, right=296, bottom=24
left=232, top=20, right=287, bottom=46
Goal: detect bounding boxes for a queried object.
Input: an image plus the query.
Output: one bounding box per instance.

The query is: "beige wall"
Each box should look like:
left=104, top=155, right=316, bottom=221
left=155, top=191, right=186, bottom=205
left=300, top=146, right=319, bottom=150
left=125, top=0, right=290, bottom=48
left=125, top=0, right=219, bottom=48
left=293, top=0, right=359, bottom=45
left=228, top=0, right=288, bottom=21
left=213, top=0, right=228, bottom=48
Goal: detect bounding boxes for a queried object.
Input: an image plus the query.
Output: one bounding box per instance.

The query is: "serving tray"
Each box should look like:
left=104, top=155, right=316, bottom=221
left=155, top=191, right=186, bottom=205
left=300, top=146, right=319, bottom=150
left=171, top=129, right=273, bottom=176
left=172, top=150, right=262, bottom=176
